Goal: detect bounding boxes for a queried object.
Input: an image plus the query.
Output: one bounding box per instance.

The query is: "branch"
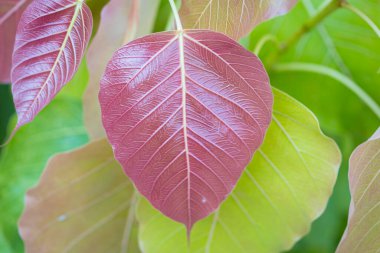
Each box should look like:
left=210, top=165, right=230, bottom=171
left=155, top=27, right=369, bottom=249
left=267, top=0, right=346, bottom=68
left=273, top=62, right=380, bottom=119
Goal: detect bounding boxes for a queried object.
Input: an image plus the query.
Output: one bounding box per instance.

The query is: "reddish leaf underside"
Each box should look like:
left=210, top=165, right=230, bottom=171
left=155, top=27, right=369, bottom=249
left=11, top=0, right=92, bottom=128
left=0, top=0, right=32, bottom=83
left=99, top=30, right=273, bottom=231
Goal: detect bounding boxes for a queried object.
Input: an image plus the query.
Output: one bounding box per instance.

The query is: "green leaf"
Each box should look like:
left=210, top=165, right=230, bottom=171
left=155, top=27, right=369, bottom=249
left=136, top=88, right=341, bottom=253
left=19, top=139, right=140, bottom=253
left=0, top=66, right=89, bottom=252
left=247, top=0, right=380, bottom=140
left=244, top=1, right=380, bottom=251
left=336, top=128, right=380, bottom=253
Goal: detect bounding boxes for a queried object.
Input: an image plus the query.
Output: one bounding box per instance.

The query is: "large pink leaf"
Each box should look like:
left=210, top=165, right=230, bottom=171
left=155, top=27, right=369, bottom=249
left=11, top=0, right=92, bottom=128
left=0, top=0, right=32, bottom=83
left=99, top=30, right=273, bottom=230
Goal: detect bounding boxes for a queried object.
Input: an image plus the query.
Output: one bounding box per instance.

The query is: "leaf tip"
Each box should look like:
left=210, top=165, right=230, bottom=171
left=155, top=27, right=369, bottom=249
left=186, top=224, right=192, bottom=248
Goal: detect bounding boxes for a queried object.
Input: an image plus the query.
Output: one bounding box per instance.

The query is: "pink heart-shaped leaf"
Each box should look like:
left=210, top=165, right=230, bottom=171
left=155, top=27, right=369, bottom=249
left=99, top=30, right=273, bottom=231
left=11, top=0, right=92, bottom=128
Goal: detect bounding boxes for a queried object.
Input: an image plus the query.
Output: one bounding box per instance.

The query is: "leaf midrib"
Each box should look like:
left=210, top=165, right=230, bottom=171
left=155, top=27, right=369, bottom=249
left=17, top=0, right=84, bottom=125
left=178, top=30, right=192, bottom=230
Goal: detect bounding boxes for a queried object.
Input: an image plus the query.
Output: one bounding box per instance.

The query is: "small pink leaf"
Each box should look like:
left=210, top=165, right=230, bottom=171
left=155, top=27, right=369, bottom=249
left=0, top=0, right=32, bottom=83
left=99, top=30, right=273, bottom=230
left=11, top=0, right=93, bottom=128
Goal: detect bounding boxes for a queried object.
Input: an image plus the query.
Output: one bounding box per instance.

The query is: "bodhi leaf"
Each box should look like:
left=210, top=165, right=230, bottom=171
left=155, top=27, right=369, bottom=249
left=84, top=0, right=160, bottom=139
left=11, top=0, right=93, bottom=130
left=19, top=139, right=141, bottom=253
left=179, top=0, right=298, bottom=40
left=99, top=30, right=273, bottom=230
left=0, top=0, right=32, bottom=83
left=336, top=128, right=380, bottom=253
left=136, top=88, right=341, bottom=253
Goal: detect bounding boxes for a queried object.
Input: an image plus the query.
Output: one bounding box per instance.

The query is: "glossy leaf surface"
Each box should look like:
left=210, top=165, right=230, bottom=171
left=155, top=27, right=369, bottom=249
left=336, top=128, right=380, bottom=253
left=179, top=0, right=298, bottom=40
left=19, top=139, right=140, bottom=253
left=99, top=30, right=273, bottom=230
left=11, top=0, right=93, bottom=128
left=0, top=0, right=32, bottom=83
left=84, top=0, right=160, bottom=139
left=136, top=88, right=341, bottom=253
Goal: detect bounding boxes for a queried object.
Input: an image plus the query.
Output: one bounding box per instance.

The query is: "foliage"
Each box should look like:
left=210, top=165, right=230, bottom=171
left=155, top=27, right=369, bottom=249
left=0, top=0, right=379, bottom=252
left=99, top=29, right=273, bottom=231
left=0, top=64, right=89, bottom=252
left=137, top=88, right=341, bottom=253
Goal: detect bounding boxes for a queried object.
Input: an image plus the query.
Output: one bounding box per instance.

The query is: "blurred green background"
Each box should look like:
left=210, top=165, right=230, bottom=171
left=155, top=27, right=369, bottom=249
left=0, top=0, right=379, bottom=252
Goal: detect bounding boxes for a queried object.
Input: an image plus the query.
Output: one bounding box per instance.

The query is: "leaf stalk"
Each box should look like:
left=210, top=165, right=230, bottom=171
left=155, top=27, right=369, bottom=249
left=168, top=0, right=183, bottom=31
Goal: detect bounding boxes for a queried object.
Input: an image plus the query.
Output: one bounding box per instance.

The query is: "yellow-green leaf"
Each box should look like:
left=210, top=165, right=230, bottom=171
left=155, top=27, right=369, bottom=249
left=136, top=88, right=341, bottom=253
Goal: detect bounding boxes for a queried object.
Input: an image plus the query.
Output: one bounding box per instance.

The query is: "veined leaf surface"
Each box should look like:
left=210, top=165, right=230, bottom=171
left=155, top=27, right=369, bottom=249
left=336, top=128, right=380, bottom=253
left=99, top=30, right=273, bottom=230
left=19, top=140, right=140, bottom=253
left=84, top=0, right=160, bottom=139
left=0, top=0, right=32, bottom=83
left=11, top=0, right=93, bottom=128
left=136, top=88, right=341, bottom=253
left=179, top=0, right=298, bottom=40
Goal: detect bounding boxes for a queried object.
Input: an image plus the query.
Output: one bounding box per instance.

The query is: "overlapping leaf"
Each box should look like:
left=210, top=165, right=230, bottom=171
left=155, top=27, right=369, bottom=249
left=179, top=0, right=298, bottom=40
left=0, top=0, right=32, bottom=83
left=136, top=88, right=341, bottom=253
left=248, top=0, right=380, bottom=134
left=99, top=30, right=273, bottom=230
left=84, top=0, right=160, bottom=139
left=19, top=140, right=140, bottom=253
left=244, top=2, right=380, bottom=250
left=0, top=98, right=88, bottom=252
left=0, top=63, right=89, bottom=252
left=336, top=128, right=380, bottom=253
left=11, top=0, right=93, bottom=129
